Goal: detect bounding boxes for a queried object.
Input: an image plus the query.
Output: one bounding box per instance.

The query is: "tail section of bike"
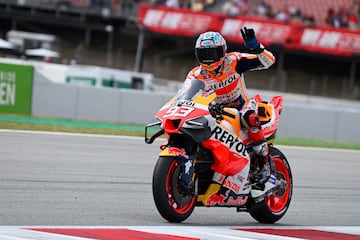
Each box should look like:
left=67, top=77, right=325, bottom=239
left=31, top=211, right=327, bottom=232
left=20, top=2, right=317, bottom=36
left=254, top=94, right=283, bottom=144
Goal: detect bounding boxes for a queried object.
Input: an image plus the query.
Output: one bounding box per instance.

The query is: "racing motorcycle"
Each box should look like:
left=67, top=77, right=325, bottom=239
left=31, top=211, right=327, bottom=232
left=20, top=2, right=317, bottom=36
left=145, top=79, right=292, bottom=223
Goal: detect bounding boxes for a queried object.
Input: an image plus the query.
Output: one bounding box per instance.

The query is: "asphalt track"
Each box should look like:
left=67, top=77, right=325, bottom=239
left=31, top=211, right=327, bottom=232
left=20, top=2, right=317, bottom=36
left=0, top=130, right=359, bottom=239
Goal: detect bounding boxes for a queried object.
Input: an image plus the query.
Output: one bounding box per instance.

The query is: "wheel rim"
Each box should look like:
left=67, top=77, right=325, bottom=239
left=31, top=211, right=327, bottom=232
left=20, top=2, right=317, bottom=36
left=266, top=157, right=292, bottom=213
left=165, top=160, right=196, bottom=215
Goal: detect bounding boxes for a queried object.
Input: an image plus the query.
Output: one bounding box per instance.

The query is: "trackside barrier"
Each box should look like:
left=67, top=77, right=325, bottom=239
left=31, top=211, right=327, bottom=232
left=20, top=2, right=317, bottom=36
left=0, top=58, right=359, bottom=143
left=32, top=69, right=360, bottom=143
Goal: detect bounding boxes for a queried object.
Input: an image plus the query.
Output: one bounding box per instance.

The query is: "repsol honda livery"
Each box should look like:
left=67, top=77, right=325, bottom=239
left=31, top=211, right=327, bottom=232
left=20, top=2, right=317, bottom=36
left=145, top=79, right=292, bottom=223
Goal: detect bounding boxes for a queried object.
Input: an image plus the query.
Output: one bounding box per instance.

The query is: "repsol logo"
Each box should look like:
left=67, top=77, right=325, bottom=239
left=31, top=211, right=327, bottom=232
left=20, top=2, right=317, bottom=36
left=171, top=100, right=195, bottom=107
left=211, top=126, right=247, bottom=156
left=211, top=75, right=237, bottom=90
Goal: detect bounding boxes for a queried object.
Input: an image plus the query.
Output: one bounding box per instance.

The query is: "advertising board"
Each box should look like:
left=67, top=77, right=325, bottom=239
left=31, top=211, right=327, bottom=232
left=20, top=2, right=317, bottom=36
left=0, top=63, right=33, bottom=115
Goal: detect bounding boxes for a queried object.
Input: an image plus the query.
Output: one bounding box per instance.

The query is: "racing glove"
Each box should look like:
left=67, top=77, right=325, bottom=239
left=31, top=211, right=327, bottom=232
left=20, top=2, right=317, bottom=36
left=240, top=27, right=264, bottom=54
left=208, top=102, right=224, bottom=120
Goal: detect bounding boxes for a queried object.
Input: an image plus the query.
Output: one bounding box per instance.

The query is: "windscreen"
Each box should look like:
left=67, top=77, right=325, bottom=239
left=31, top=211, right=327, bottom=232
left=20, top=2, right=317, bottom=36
left=175, top=79, right=206, bottom=101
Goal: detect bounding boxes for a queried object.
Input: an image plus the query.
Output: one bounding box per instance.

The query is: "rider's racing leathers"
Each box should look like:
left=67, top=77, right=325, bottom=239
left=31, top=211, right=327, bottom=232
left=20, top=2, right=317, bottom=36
left=185, top=49, right=275, bottom=198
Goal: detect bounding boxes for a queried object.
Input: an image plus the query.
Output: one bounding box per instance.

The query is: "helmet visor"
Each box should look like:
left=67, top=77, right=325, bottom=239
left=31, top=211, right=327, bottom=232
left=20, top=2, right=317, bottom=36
left=196, top=46, right=224, bottom=64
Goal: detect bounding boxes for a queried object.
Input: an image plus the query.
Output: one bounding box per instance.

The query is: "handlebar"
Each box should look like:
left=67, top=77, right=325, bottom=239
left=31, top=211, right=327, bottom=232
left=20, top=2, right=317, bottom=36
left=211, top=104, right=236, bottom=121
left=222, top=110, right=236, bottom=119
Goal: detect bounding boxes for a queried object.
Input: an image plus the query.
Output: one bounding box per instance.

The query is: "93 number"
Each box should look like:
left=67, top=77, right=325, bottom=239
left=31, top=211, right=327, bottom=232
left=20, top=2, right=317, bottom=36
left=163, top=106, right=194, bottom=118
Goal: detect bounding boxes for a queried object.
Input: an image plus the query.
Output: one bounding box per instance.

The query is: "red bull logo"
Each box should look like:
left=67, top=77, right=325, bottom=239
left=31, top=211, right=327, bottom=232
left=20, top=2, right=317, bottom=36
left=206, top=190, right=248, bottom=206
left=226, top=195, right=248, bottom=206
left=168, top=147, right=188, bottom=158
left=206, top=190, right=228, bottom=206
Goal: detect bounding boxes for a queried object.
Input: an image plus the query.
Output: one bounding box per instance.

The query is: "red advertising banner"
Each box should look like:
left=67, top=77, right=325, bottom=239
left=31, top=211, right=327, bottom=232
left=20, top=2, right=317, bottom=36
left=138, top=3, right=360, bottom=57
left=297, top=27, right=360, bottom=56
left=138, top=4, right=222, bottom=36
left=219, top=18, right=292, bottom=45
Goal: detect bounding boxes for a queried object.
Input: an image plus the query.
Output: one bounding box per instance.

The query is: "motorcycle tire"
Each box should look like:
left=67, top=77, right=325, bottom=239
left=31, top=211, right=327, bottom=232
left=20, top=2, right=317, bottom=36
left=152, top=156, right=196, bottom=223
left=248, top=146, right=293, bottom=223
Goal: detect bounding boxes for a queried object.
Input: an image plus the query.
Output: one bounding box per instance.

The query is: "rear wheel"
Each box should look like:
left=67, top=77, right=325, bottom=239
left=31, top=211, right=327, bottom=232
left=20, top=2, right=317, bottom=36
left=248, top=146, right=293, bottom=223
left=152, top=156, right=196, bottom=223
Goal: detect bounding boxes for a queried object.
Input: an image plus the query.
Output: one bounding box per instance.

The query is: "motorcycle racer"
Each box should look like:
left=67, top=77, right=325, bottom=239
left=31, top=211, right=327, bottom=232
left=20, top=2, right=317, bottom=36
left=184, top=28, right=276, bottom=200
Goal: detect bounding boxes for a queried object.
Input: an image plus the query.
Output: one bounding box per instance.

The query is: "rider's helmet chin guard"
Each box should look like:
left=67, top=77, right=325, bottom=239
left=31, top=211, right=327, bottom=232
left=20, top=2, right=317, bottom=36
left=195, top=31, right=227, bottom=72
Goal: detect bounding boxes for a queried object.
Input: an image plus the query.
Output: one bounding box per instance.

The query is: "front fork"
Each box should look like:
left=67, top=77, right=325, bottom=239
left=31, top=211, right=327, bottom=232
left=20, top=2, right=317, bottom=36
left=159, top=147, right=196, bottom=193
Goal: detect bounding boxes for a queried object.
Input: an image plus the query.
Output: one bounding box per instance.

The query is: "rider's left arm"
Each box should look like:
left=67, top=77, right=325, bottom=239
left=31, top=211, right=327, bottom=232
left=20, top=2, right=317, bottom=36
left=236, top=27, right=276, bottom=74
left=235, top=49, right=275, bottom=74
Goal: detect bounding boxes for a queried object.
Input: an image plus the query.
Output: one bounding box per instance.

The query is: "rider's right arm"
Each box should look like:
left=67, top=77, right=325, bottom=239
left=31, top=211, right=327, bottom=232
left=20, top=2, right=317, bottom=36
left=184, top=66, right=216, bottom=101
left=185, top=67, right=198, bottom=81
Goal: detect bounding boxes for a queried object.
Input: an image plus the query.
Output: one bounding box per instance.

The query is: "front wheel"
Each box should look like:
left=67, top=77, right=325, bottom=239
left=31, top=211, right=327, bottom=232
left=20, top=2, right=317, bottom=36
left=152, top=156, right=196, bottom=223
left=248, top=146, right=293, bottom=223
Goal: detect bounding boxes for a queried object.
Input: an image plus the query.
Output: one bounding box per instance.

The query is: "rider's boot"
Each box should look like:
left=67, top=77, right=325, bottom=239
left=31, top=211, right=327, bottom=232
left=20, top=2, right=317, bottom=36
left=253, top=152, right=271, bottom=190
left=246, top=117, right=272, bottom=186
left=251, top=141, right=277, bottom=197
left=244, top=111, right=277, bottom=198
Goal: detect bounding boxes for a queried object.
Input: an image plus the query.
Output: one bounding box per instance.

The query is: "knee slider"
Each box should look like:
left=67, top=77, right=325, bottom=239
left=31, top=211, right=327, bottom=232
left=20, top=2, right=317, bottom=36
left=243, top=110, right=261, bottom=129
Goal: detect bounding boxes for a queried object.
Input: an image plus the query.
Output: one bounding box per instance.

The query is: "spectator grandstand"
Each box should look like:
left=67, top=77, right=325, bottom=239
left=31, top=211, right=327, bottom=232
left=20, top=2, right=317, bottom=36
left=150, top=0, right=215, bottom=11
left=218, top=0, right=358, bottom=29
left=263, top=0, right=356, bottom=28
left=151, top=0, right=358, bottom=29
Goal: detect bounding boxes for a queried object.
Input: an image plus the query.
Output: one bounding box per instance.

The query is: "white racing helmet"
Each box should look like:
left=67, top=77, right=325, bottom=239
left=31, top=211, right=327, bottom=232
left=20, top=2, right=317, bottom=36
left=195, top=31, right=227, bottom=71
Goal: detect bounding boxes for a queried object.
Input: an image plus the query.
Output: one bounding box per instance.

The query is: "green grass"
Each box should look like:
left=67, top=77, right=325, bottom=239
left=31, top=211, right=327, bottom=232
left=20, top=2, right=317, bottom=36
left=0, top=114, right=359, bottom=150
left=0, top=115, right=145, bottom=137
left=274, top=136, right=360, bottom=150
